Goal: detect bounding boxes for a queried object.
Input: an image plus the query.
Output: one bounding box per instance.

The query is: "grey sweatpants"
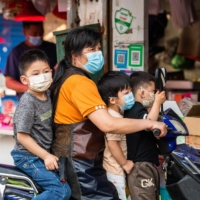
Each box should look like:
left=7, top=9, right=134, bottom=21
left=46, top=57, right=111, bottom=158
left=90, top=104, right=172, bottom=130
left=127, top=162, right=159, bottom=200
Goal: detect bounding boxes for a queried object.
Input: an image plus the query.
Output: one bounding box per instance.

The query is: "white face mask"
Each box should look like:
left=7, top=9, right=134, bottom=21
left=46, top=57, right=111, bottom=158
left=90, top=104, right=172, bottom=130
left=27, top=72, right=52, bottom=92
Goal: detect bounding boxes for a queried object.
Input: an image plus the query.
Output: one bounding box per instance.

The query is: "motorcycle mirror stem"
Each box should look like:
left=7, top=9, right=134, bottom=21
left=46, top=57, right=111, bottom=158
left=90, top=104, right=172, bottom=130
left=155, top=67, right=167, bottom=117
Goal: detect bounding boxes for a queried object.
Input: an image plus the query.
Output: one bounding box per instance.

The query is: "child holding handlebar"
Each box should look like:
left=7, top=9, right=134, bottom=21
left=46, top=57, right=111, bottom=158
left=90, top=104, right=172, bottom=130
left=124, top=71, right=166, bottom=200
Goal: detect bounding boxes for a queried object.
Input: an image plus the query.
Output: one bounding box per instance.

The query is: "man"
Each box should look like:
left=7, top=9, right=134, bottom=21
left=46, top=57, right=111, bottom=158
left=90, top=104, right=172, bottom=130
left=4, top=21, right=57, bottom=100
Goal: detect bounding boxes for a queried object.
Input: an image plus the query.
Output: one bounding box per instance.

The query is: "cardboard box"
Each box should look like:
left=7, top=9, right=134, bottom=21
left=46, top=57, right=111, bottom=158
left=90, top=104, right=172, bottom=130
left=184, top=104, right=200, bottom=136
left=186, top=136, right=200, bottom=150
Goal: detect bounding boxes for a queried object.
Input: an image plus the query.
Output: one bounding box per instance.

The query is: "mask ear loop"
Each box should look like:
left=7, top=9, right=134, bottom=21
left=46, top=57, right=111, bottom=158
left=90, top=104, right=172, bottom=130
left=141, top=87, right=154, bottom=98
left=140, top=86, right=145, bottom=93
left=108, top=97, right=118, bottom=105
left=76, top=59, right=83, bottom=67
left=73, top=52, right=87, bottom=67
left=108, top=97, right=122, bottom=110
left=140, top=86, right=145, bottom=98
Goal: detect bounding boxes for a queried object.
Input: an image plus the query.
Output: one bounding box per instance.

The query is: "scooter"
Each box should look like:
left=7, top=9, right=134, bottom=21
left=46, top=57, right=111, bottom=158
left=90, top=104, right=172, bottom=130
left=0, top=157, right=67, bottom=200
left=1, top=68, right=200, bottom=200
left=154, top=68, right=200, bottom=200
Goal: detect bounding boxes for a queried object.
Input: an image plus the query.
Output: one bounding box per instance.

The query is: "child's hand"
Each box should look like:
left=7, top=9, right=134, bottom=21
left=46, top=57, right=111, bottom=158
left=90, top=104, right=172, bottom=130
left=44, top=153, right=59, bottom=170
left=155, top=91, right=166, bottom=105
left=122, top=160, right=134, bottom=174
left=0, top=89, right=5, bottom=98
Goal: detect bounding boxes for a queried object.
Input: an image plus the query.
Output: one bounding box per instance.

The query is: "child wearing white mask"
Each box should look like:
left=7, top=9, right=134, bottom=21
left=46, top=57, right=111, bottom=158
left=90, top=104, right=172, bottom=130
left=10, top=49, right=71, bottom=200
left=124, top=71, right=166, bottom=200
left=98, top=71, right=135, bottom=200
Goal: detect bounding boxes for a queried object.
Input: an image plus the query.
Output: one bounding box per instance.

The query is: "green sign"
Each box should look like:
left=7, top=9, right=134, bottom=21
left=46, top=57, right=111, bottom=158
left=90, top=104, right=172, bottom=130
left=115, top=8, right=133, bottom=34
left=128, top=44, right=143, bottom=67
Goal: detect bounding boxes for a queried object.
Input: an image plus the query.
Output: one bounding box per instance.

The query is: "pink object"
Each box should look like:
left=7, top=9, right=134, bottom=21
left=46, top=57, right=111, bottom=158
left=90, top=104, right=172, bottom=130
left=183, top=92, right=191, bottom=98
left=0, top=113, right=13, bottom=128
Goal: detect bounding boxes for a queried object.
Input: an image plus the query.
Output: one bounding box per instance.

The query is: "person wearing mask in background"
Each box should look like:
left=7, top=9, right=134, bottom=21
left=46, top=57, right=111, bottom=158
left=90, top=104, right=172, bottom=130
left=50, top=27, right=167, bottom=200
left=4, top=21, right=57, bottom=100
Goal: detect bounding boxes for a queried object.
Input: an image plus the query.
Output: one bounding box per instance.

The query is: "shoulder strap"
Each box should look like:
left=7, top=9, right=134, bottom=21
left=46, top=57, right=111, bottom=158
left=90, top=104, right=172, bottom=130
left=52, top=66, right=90, bottom=121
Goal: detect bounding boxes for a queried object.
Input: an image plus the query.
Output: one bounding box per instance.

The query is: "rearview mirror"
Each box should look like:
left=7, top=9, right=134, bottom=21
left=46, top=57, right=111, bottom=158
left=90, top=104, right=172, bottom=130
left=155, top=67, right=167, bottom=91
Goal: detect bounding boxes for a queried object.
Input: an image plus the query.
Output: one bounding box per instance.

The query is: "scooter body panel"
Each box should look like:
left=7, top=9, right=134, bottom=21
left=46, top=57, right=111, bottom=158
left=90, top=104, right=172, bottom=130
left=158, top=109, right=200, bottom=200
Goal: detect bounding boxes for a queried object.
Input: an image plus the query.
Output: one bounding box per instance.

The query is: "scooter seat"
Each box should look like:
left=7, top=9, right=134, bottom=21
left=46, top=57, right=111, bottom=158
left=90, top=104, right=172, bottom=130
left=0, top=164, right=43, bottom=192
left=0, top=164, right=29, bottom=177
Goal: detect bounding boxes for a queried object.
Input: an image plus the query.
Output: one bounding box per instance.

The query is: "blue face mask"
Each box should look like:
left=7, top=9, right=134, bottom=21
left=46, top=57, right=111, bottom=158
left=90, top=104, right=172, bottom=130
left=82, top=51, right=104, bottom=74
left=28, top=36, right=43, bottom=46
left=119, top=92, right=135, bottom=110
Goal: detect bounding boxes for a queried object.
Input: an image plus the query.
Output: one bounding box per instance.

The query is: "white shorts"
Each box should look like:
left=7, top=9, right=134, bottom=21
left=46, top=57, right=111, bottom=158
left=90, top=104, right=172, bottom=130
left=106, top=172, right=127, bottom=200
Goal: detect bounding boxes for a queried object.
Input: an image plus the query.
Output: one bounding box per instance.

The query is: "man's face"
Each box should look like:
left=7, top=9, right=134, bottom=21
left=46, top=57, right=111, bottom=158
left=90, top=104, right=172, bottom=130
left=23, top=24, right=44, bottom=38
left=23, top=24, right=44, bottom=47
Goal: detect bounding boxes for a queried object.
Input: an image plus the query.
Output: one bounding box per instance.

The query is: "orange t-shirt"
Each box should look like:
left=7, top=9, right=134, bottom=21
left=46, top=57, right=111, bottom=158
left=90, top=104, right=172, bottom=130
left=54, top=74, right=106, bottom=124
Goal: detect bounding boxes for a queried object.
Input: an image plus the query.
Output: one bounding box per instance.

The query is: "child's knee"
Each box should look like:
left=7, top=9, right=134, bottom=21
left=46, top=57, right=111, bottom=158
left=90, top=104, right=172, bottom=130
left=63, top=182, right=71, bottom=200
left=55, top=182, right=71, bottom=200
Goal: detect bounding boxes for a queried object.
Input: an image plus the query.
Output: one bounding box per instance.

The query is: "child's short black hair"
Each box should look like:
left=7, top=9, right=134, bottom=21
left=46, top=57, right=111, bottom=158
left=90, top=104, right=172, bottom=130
left=97, top=71, right=131, bottom=105
left=19, top=49, right=50, bottom=75
left=130, top=71, right=155, bottom=95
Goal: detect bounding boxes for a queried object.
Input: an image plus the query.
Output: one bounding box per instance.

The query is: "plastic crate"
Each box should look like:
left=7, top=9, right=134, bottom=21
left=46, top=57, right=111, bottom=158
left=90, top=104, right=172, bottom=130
left=160, top=186, right=172, bottom=200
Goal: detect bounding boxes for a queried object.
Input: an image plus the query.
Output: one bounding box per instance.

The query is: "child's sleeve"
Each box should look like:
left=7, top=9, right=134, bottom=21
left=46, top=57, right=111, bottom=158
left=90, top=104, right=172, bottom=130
left=136, top=107, right=148, bottom=119
left=14, top=97, right=35, bottom=134
left=105, top=133, right=122, bottom=141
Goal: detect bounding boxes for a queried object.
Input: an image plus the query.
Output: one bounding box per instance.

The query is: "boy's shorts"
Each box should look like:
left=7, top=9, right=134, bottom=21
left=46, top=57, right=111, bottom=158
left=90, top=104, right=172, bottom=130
left=127, top=162, right=159, bottom=200
left=106, top=172, right=127, bottom=200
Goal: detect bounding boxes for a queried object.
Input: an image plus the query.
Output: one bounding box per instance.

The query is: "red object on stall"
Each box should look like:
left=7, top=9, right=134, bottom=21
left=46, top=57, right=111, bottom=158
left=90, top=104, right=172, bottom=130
left=14, top=0, right=45, bottom=21
left=0, top=37, right=5, bottom=44
left=3, top=0, right=23, bottom=20
left=174, top=94, right=183, bottom=103
left=52, top=1, right=67, bottom=20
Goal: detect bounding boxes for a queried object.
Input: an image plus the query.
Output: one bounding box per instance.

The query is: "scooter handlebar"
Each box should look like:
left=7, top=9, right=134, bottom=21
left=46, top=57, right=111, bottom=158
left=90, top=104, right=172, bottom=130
left=153, top=128, right=161, bottom=136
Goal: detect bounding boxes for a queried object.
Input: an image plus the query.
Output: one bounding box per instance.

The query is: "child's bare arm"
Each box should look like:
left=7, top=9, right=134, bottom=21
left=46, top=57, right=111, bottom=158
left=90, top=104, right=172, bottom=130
left=17, top=132, right=58, bottom=170
left=107, top=140, right=134, bottom=174
left=146, top=91, right=166, bottom=121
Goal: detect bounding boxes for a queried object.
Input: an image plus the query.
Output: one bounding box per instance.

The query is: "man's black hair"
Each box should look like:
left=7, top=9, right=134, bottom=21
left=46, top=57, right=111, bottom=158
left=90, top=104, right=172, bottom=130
left=19, top=49, right=50, bottom=75
left=22, top=21, right=43, bottom=29
left=130, top=71, right=155, bottom=95
left=97, top=71, right=131, bottom=105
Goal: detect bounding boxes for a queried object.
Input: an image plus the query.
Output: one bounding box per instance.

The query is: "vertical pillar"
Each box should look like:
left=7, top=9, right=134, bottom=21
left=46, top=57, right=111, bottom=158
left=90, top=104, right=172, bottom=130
left=67, top=0, right=79, bottom=29
left=144, top=1, right=149, bottom=72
